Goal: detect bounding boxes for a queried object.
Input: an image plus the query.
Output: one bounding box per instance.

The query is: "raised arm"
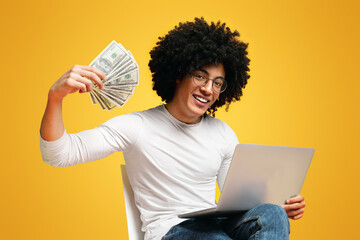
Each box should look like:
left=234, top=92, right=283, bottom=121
left=40, top=65, right=105, bottom=141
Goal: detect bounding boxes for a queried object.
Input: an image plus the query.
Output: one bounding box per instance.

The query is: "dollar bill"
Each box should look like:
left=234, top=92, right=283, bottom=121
left=91, top=90, right=106, bottom=110
left=103, top=85, right=135, bottom=94
left=90, top=41, right=127, bottom=75
left=94, top=88, right=125, bottom=107
left=88, top=41, right=139, bottom=110
left=104, top=70, right=139, bottom=86
left=106, top=54, right=132, bottom=79
left=107, top=58, right=138, bottom=80
left=89, top=91, right=98, bottom=105
left=93, top=88, right=119, bottom=109
left=103, top=89, right=131, bottom=103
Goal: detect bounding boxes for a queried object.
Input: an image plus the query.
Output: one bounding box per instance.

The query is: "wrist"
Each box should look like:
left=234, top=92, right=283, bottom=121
left=48, top=88, right=64, bottom=104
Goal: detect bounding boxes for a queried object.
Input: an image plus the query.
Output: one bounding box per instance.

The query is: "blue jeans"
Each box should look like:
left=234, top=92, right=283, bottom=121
left=162, top=204, right=290, bottom=240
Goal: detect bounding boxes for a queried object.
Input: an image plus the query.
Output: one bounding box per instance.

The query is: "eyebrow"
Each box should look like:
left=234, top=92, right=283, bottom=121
left=197, top=68, right=225, bottom=80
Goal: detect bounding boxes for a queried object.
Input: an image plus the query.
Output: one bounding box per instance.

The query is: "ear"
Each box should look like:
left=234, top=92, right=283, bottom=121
left=175, top=79, right=181, bottom=84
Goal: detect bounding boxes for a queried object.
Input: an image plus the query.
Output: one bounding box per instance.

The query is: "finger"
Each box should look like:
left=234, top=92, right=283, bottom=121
left=290, top=213, right=304, bottom=220
left=286, top=194, right=304, bottom=204
left=68, top=80, right=87, bottom=94
left=282, top=201, right=306, bottom=211
left=286, top=208, right=305, bottom=217
left=80, top=65, right=107, bottom=81
left=77, top=69, right=104, bottom=89
left=72, top=74, right=93, bottom=92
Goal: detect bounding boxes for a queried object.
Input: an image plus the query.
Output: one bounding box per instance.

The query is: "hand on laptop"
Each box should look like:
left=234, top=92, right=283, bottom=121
left=281, top=194, right=306, bottom=220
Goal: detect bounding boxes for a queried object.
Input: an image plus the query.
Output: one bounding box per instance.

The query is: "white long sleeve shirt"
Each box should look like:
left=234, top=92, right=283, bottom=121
left=40, top=105, right=239, bottom=240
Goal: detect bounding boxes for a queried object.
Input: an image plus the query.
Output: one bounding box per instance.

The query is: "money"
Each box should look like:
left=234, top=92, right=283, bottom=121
left=89, top=41, right=139, bottom=110
left=104, top=70, right=139, bottom=86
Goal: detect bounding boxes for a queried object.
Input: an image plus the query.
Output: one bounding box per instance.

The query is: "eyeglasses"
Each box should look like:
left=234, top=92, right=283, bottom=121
left=192, top=72, right=227, bottom=93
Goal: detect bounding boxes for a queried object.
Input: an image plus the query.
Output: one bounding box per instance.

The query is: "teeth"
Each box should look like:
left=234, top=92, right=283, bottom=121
left=194, top=95, right=208, bottom=103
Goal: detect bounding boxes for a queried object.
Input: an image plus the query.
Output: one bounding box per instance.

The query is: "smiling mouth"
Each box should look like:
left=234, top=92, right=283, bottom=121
left=193, top=95, right=210, bottom=103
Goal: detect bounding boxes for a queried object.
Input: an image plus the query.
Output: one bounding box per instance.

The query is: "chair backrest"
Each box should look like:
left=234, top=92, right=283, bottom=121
left=121, top=165, right=145, bottom=240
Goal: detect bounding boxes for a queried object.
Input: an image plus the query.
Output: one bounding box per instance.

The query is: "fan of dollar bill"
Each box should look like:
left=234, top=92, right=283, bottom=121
left=88, top=40, right=139, bottom=110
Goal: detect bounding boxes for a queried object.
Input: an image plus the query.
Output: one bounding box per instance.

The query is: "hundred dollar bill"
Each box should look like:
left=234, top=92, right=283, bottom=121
left=90, top=41, right=127, bottom=76
left=89, top=91, right=98, bottom=105
left=91, top=90, right=114, bottom=110
left=103, top=89, right=131, bottom=102
left=104, top=70, right=139, bottom=86
left=96, top=91, right=116, bottom=110
left=103, top=85, right=135, bottom=94
left=93, top=88, right=119, bottom=109
left=91, top=90, right=106, bottom=110
left=122, top=51, right=138, bottom=72
left=88, top=41, right=139, bottom=110
left=106, top=54, right=132, bottom=79
left=107, top=51, right=138, bottom=80
left=107, top=59, right=136, bottom=80
left=107, top=50, right=135, bottom=72
left=94, top=88, right=125, bottom=107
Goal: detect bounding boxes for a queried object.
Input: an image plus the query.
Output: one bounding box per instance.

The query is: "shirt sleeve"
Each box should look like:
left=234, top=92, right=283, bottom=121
left=40, top=113, right=143, bottom=168
left=217, top=124, right=239, bottom=192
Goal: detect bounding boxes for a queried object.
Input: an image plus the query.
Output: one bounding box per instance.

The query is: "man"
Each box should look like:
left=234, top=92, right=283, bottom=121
left=40, top=18, right=305, bottom=240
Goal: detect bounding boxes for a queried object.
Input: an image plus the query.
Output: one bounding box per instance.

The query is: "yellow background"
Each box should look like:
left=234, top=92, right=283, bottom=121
left=1, top=0, right=359, bottom=239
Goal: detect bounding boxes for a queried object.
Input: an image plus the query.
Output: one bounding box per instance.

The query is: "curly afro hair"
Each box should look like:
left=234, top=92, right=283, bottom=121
left=149, top=17, right=250, bottom=116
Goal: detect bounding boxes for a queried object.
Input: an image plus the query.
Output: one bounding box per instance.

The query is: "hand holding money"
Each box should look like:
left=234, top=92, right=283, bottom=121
left=49, top=65, right=106, bottom=101
left=89, top=41, right=139, bottom=110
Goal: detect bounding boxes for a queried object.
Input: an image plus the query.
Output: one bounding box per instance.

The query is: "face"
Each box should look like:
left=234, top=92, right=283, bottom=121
left=167, top=63, right=225, bottom=124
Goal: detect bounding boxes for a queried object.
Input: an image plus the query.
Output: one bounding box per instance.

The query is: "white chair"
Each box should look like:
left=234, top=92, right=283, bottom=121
left=121, top=165, right=145, bottom=240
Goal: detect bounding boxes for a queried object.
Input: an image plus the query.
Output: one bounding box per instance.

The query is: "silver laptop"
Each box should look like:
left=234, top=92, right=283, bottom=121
left=179, top=143, right=314, bottom=218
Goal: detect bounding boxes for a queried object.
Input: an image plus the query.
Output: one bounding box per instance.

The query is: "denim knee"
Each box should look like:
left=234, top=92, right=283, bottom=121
left=249, top=204, right=290, bottom=233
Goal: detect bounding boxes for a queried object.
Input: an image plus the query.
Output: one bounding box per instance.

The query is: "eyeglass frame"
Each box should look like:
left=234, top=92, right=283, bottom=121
left=191, top=71, right=227, bottom=94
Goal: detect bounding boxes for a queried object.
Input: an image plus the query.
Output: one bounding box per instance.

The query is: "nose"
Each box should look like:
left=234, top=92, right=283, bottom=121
left=200, top=80, right=213, bottom=95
